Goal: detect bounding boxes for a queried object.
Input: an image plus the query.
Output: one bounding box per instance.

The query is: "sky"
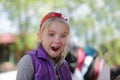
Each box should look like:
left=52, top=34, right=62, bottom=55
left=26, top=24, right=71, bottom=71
left=0, top=12, right=18, bottom=35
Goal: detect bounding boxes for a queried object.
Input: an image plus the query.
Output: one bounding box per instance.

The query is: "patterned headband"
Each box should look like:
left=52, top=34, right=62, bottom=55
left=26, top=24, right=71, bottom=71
left=40, top=12, right=68, bottom=27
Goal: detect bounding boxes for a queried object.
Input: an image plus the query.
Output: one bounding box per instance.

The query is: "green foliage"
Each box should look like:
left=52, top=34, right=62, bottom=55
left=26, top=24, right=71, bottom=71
left=98, top=39, right=120, bottom=66
left=15, top=36, right=24, bottom=52
left=15, top=33, right=37, bottom=51
left=24, top=33, right=37, bottom=49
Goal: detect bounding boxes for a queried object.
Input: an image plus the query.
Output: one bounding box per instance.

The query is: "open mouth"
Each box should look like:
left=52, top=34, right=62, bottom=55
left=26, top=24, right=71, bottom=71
left=51, top=46, right=60, bottom=51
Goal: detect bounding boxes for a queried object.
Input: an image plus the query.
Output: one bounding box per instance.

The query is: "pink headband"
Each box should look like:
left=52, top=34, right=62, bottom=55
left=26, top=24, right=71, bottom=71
left=40, top=12, right=68, bottom=27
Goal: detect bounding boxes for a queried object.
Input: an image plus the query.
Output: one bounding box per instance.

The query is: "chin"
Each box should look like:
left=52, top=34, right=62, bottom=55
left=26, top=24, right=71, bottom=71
left=50, top=54, right=60, bottom=58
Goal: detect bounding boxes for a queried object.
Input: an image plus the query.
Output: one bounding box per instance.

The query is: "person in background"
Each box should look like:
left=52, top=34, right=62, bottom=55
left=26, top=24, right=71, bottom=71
left=72, top=46, right=97, bottom=80
left=114, top=75, right=120, bottom=80
left=65, top=43, right=79, bottom=74
left=111, top=66, right=120, bottom=80
left=73, top=46, right=110, bottom=80
left=16, top=12, right=72, bottom=80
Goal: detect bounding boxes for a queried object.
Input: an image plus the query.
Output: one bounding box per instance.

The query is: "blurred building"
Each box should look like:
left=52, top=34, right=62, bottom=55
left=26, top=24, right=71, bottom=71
left=0, top=34, right=15, bottom=63
left=0, top=34, right=17, bottom=72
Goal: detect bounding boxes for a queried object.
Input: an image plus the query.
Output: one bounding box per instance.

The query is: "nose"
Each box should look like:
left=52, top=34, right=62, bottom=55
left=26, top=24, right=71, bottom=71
left=54, top=36, right=61, bottom=43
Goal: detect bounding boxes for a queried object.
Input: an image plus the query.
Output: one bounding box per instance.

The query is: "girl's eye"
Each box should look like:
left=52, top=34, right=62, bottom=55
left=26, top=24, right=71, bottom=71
left=49, top=33, right=54, bottom=36
left=61, top=34, right=66, bottom=38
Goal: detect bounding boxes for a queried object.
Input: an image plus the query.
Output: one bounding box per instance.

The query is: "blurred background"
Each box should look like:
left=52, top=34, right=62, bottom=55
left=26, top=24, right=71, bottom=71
left=0, top=0, right=120, bottom=79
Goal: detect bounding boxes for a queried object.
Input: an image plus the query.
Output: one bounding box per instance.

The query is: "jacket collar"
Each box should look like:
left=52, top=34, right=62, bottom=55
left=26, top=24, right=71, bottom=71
left=36, top=44, right=64, bottom=65
left=36, top=44, right=50, bottom=61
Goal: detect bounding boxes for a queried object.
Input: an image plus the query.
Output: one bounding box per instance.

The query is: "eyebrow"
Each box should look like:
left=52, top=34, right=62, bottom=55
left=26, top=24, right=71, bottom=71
left=63, top=32, right=69, bottom=35
left=48, top=31, right=68, bottom=34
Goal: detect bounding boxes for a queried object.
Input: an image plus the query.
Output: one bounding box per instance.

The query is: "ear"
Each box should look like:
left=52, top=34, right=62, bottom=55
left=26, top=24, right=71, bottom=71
left=37, top=31, right=42, bottom=42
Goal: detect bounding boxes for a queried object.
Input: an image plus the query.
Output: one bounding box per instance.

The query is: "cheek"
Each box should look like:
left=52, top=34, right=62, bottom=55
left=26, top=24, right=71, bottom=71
left=43, top=36, right=52, bottom=45
left=62, top=38, right=68, bottom=46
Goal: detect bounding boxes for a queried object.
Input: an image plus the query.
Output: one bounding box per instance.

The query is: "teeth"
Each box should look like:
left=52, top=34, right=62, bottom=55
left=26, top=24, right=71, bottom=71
left=53, top=46, right=59, bottom=48
left=55, top=46, right=59, bottom=48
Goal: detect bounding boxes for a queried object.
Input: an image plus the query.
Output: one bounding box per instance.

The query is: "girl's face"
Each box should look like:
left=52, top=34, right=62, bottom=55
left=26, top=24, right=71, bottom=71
left=39, top=21, right=69, bottom=58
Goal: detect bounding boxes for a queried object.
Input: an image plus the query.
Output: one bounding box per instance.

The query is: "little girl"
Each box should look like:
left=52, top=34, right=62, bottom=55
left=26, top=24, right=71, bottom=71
left=16, top=12, right=72, bottom=80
